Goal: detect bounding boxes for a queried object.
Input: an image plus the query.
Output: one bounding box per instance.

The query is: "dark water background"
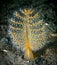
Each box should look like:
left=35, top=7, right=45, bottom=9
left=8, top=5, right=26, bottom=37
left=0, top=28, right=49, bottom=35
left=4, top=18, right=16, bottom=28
left=0, top=0, right=57, bottom=65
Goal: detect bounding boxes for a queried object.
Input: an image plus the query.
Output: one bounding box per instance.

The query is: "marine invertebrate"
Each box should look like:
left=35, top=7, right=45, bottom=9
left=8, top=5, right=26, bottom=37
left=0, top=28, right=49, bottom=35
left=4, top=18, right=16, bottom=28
left=8, top=8, right=56, bottom=60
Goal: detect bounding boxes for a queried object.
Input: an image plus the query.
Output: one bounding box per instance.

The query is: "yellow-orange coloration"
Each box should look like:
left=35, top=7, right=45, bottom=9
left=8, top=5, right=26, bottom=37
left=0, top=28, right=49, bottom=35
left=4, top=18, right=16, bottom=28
left=11, top=18, right=22, bottom=24
left=24, top=42, right=35, bottom=60
left=22, top=9, right=34, bottom=15
left=9, top=8, right=54, bottom=61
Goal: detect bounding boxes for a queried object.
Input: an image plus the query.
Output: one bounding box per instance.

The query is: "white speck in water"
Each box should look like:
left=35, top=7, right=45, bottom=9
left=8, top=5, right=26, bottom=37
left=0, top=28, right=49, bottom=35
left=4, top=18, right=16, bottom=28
left=3, top=50, right=8, bottom=53
left=45, top=23, right=49, bottom=25
left=27, top=61, right=29, bottom=63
